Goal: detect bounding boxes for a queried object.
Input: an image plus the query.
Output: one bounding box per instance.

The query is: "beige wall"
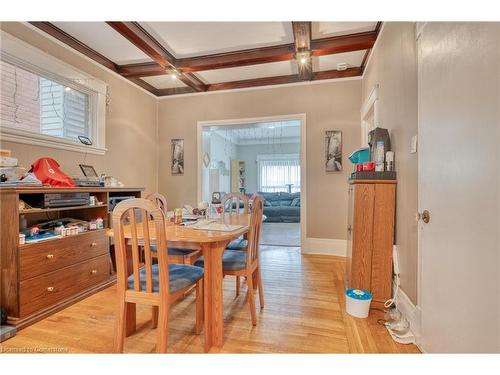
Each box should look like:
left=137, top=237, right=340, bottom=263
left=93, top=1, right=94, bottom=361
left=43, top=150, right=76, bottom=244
left=362, top=22, right=419, bottom=303
left=157, top=80, right=362, bottom=239
left=0, top=22, right=158, bottom=194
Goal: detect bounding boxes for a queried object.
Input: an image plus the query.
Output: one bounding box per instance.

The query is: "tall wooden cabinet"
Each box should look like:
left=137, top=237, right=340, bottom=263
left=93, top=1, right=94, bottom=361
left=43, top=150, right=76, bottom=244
left=230, top=160, right=246, bottom=193
left=345, top=179, right=396, bottom=309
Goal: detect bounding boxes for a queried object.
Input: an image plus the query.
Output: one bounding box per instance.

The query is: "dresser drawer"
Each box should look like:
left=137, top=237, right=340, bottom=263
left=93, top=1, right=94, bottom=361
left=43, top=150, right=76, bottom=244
left=20, top=230, right=108, bottom=280
left=19, top=254, right=111, bottom=317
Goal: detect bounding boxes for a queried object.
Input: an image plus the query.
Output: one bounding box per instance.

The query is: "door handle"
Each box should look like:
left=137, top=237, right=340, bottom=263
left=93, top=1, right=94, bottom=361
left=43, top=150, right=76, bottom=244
left=416, top=210, right=430, bottom=224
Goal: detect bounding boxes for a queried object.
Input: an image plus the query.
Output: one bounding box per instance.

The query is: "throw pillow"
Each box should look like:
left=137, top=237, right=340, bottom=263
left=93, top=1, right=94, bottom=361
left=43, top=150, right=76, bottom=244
left=291, top=197, right=300, bottom=207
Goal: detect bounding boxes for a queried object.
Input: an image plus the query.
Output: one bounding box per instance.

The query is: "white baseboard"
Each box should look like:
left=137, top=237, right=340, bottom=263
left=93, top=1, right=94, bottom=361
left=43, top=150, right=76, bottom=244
left=301, top=237, right=347, bottom=256
left=396, top=286, right=422, bottom=348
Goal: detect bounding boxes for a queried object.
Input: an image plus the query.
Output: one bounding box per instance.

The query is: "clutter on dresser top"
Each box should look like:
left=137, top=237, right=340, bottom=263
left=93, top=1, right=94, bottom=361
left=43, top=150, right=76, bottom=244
left=348, top=127, right=397, bottom=181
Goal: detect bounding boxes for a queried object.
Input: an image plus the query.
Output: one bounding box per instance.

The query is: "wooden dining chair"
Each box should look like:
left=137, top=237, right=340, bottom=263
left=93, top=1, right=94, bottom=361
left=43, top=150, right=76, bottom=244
left=222, top=192, right=249, bottom=215
left=195, top=196, right=265, bottom=326
left=112, top=198, right=204, bottom=353
left=221, top=193, right=250, bottom=294
left=145, top=192, right=201, bottom=265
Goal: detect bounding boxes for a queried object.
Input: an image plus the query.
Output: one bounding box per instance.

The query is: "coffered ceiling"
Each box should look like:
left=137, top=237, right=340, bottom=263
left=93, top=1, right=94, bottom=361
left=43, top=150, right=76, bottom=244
left=30, top=21, right=382, bottom=97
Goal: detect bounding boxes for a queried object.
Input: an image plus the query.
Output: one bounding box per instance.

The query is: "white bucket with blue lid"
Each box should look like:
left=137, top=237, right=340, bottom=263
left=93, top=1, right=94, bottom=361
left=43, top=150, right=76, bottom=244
left=345, top=288, right=373, bottom=318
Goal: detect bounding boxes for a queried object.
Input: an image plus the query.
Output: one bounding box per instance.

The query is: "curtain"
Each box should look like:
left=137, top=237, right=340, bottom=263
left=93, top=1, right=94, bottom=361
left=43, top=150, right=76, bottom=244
left=258, top=155, right=300, bottom=193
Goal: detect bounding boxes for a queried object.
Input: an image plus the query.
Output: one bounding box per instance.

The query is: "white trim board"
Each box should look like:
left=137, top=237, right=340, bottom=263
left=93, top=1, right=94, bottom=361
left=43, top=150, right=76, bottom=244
left=301, top=237, right=347, bottom=257
left=197, top=113, right=307, bottom=251
left=395, top=285, right=423, bottom=351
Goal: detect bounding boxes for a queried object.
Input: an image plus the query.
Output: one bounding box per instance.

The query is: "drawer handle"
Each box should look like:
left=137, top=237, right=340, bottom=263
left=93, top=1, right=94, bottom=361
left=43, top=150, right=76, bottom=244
left=46, top=254, right=54, bottom=259
left=47, top=286, right=54, bottom=292
left=90, top=269, right=98, bottom=275
left=91, top=242, right=97, bottom=247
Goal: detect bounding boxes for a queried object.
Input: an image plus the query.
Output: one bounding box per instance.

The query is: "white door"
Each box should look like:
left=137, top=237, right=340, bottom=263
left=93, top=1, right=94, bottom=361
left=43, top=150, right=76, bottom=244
left=417, top=22, right=500, bottom=353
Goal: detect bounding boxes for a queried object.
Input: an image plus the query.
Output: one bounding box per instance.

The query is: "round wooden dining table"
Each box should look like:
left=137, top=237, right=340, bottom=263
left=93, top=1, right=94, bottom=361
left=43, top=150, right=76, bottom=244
left=107, top=213, right=250, bottom=352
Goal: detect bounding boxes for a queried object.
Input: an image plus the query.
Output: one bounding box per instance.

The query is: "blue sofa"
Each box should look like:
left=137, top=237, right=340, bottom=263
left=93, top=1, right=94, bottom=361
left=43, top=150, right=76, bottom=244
left=259, top=192, right=300, bottom=223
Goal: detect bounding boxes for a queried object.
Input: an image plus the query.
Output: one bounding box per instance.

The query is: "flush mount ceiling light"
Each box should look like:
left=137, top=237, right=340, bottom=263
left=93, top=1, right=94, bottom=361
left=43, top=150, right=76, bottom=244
left=337, top=62, right=348, bottom=71
left=296, top=50, right=311, bottom=65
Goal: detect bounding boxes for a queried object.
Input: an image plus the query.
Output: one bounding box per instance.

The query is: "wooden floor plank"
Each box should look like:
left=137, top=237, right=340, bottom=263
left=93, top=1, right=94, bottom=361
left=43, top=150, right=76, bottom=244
left=0, top=246, right=420, bottom=354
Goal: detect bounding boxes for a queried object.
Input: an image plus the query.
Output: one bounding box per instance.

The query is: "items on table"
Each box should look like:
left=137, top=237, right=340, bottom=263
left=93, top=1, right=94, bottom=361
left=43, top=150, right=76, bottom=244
left=174, top=208, right=183, bottom=224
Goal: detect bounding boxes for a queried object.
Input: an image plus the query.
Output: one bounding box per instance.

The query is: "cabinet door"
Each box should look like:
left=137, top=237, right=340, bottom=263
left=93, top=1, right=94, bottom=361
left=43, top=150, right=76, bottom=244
left=350, top=183, right=375, bottom=290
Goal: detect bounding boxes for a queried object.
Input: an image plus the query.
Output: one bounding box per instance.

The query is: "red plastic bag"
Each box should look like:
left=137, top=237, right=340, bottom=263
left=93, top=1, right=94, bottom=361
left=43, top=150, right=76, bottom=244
left=30, top=158, right=76, bottom=187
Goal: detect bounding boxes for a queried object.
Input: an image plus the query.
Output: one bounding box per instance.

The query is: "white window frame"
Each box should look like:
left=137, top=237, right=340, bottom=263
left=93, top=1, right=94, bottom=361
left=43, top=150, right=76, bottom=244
left=0, top=31, right=107, bottom=155
left=257, top=153, right=300, bottom=192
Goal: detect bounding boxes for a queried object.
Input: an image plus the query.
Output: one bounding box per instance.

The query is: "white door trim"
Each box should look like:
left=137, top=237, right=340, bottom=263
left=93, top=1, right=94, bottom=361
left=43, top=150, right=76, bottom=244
left=197, top=113, right=307, bottom=251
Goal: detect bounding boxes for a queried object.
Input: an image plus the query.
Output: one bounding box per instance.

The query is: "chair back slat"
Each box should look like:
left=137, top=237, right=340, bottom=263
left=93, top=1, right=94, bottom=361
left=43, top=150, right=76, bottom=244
left=222, top=193, right=249, bottom=214
left=128, top=210, right=141, bottom=291
left=246, top=196, right=264, bottom=267
left=112, top=199, right=170, bottom=298
left=146, top=193, right=167, bottom=214
left=141, top=209, right=153, bottom=293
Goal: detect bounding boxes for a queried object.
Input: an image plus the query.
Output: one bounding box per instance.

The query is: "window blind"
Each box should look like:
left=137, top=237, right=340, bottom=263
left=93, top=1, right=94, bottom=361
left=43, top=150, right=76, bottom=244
left=0, top=59, right=90, bottom=141
left=258, top=156, right=301, bottom=193
left=0, top=60, right=41, bottom=133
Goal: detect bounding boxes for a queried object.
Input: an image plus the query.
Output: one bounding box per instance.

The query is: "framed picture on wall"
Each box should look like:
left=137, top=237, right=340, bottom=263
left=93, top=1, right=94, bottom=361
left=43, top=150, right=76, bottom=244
left=325, top=130, right=342, bottom=172
left=171, top=139, right=184, bottom=175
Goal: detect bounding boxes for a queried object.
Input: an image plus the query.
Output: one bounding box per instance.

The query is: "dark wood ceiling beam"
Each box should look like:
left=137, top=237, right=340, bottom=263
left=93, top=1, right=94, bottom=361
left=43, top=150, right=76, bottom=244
left=106, top=21, right=206, bottom=92
left=207, top=74, right=301, bottom=92
left=118, top=62, right=167, bottom=78
left=311, top=31, right=377, bottom=56
left=177, top=44, right=296, bottom=73
left=117, top=30, right=377, bottom=79
left=292, top=21, right=312, bottom=81
left=126, top=77, right=159, bottom=95
left=156, top=87, right=196, bottom=96
left=203, top=67, right=362, bottom=94
left=313, top=67, right=363, bottom=80
left=29, top=22, right=118, bottom=72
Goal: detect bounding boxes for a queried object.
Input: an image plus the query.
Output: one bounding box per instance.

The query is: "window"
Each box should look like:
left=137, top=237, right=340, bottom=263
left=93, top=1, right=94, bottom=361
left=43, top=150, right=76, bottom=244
left=258, top=154, right=300, bottom=193
left=0, top=31, right=107, bottom=154
left=1, top=60, right=90, bottom=142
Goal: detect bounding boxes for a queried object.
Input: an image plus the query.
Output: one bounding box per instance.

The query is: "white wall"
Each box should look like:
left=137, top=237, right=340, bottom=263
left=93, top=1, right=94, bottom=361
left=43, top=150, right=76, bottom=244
left=202, top=131, right=237, bottom=198
left=362, top=22, right=419, bottom=303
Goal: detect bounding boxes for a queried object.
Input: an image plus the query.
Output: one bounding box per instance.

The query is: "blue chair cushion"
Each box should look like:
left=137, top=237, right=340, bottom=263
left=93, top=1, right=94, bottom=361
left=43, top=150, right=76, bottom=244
left=194, top=250, right=247, bottom=271
left=127, top=264, right=203, bottom=293
left=226, top=238, right=248, bottom=251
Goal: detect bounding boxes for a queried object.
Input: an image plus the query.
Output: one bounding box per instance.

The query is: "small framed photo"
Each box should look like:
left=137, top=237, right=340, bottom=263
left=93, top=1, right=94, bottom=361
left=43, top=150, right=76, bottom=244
left=211, top=191, right=221, bottom=204
left=171, top=139, right=184, bottom=175
left=79, top=164, right=98, bottom=178
left=325, top=130, right=342, bottom=172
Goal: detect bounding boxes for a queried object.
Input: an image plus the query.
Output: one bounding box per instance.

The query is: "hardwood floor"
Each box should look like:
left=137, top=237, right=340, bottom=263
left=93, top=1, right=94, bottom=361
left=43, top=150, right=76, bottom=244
left=0, top=246, right=419, bottom=353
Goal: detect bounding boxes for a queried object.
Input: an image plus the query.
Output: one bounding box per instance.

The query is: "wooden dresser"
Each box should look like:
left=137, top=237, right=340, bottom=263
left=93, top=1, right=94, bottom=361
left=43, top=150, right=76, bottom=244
left=0, top=186, right=143, bottom=329
left=345, top=179, right=396, bottom=309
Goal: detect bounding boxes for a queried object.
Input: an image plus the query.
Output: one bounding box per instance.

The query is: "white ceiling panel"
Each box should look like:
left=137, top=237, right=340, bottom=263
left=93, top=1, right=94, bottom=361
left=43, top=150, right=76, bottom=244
left=312, top=22, right=377, bottom=39
left=197, top=60, right=298, bottom=84
left=141, top=75, right=188, bottom=89
left=313, top=50, right=366, bottom=72
left=140, top=22, right=294, bottom=58
left=51, top=22, right=153, bottom=65
left=209, top=120, right=300, bottom=145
